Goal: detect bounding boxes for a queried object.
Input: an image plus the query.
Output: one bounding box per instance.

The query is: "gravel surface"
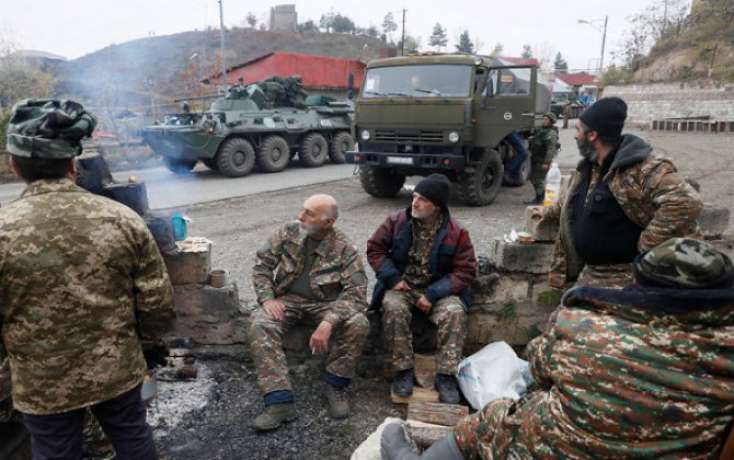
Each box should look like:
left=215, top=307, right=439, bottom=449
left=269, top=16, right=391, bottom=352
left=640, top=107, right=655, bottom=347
left=155, top=127, right=734, bottom=459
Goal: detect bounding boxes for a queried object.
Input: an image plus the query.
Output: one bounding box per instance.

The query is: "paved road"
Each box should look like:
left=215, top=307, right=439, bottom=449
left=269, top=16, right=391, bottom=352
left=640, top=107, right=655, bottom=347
left=0, top=163, right=358, bottom=209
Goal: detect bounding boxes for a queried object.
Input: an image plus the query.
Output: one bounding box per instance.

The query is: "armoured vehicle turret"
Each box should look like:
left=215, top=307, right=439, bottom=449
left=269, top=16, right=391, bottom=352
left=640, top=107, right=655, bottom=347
left=141, top=76, right=355, bottom=177
left=346, top=54, right=552, bottom=206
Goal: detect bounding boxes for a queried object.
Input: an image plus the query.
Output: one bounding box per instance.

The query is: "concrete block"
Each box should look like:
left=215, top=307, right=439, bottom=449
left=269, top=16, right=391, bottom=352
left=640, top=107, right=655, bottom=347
left=698, top=205, right=731, bottom=239
left=163, top=237, right=212, bottom=285
left=172, top=282, right=245, bottom=345
left=473, top=276, right=529, bottom=305
left=488, top=239, right=554, bottom=274
left=465, top=300, right=556, bottom=350
left=524, top=206, right=559, bottom=242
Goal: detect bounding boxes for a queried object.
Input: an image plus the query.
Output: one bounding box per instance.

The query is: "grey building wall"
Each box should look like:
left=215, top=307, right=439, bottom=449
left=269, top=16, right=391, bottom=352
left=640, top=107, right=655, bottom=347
left=269, top=4, right=297, bottom=33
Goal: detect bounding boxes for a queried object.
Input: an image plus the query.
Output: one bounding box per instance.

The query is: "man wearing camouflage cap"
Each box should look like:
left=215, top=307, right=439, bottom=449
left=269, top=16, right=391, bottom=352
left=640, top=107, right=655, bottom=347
left=0, top=99, right=174, bottom=460
left=382, top=237, right=734, bottom=459
left=524, top=112, right=559, bottom=204
left=538, top=96, right=702, bottom=289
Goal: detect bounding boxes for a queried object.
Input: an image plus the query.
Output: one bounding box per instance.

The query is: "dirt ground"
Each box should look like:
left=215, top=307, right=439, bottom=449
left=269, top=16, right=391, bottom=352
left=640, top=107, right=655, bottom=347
left=154, top=129, right=734, bottom=459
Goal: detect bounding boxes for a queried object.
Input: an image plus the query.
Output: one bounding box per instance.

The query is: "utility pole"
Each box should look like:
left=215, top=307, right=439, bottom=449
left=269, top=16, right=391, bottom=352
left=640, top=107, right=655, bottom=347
left=218, top=0, right=227, bottom=87
left=401, top=9, right=406, bottom=56
left=600, top=15, right=608, bottom=74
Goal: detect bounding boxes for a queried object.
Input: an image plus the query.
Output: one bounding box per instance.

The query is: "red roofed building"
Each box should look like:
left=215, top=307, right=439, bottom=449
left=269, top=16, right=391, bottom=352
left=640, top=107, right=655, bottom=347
left=203, top=51, right=365, bottom=99
left=555, top=72, right=598, bottom=89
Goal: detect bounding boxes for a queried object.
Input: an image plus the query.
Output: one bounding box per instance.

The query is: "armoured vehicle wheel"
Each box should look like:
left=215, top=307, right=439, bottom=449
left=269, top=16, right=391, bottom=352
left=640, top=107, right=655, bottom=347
left=257, top=135, right=291, bottom=173
left=359, top=165, right=406, bottom=198
left=457, top=149, right=504, bottom=206
left=216, top=138, right=256, bottom=177
left=299, top=133, right=328, bottom=167
left=164, top=157, right=197, bottom=174
left=330, top=132, right=354, bottom=164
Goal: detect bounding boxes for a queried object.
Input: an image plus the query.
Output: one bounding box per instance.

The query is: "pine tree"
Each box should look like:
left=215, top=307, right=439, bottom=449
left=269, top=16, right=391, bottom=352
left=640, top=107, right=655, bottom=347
left=521, top=44, right=533, bottom=59
left=428, top=23, right=448, bottom=51
left=554, top=52, right=569, bottom=71
left=246, top=12, right=257, bottom=28
left=455, top=30, right=474, bottom=54
left=382, top=12, right=398, bottom=42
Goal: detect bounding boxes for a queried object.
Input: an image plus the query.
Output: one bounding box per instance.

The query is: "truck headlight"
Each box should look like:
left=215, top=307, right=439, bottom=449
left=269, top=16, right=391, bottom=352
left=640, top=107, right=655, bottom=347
left=360, top=129, right=371, bottom=141
left=448, top=131, right=460, bottom=143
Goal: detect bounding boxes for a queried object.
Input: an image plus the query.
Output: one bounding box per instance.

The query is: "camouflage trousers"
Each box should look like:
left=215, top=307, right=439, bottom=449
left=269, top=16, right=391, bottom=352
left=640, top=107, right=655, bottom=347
left=529, top=161, right=548, bottom=196
left=248, top=294, right=369, bottom=395
left=576, top=263, right=634, bottom=289
left=381, top=290, right=467, bottom=375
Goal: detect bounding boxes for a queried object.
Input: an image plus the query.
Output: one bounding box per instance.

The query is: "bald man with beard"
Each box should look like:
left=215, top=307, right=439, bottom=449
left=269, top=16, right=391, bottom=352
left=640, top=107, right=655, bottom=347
left=248, top=194, right=370, bottom=431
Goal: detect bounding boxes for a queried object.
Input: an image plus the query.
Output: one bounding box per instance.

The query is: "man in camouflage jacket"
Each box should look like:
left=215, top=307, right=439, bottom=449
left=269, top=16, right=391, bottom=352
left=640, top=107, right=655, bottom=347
left=248, top=194, right=369, bottom=431
left=367, top=174, right=477, bottom=404
left=382, top=238, right=734, bottom=459
left=541, top=97, right=702, bottom=289
left=0, top=99, right=174, bottom=460
left=524, top=112, right=559, bottom=204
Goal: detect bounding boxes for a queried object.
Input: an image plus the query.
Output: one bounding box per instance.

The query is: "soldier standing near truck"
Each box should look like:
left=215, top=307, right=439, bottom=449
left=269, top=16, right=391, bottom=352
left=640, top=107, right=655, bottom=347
left=524, top=112, right=558, bottom=204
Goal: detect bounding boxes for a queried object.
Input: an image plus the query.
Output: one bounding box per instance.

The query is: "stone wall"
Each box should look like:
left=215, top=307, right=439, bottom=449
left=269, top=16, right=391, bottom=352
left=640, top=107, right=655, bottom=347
left=603, top=82, right=734, bottom=124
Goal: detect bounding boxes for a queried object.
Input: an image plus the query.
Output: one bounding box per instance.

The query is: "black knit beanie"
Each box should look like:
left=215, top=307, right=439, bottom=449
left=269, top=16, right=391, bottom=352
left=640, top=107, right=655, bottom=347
left=414, top=174, right=451, bottom=209
left=579, top=97, right=628, bottom=138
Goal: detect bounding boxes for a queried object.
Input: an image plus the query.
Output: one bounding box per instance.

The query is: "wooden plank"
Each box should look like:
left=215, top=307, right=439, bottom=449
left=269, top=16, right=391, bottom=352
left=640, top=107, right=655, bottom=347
left=407, top=401, right=469, bottom=427
left=405, top=420, right=454, bottom=448
left=414, top=354, right=437, bottom=389
left=391, top=386, right=440, bottom=404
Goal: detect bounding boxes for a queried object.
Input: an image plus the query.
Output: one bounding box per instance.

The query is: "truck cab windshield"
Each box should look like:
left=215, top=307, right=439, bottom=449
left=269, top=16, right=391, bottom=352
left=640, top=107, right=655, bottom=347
left=362, top=65, right=472, bottom=98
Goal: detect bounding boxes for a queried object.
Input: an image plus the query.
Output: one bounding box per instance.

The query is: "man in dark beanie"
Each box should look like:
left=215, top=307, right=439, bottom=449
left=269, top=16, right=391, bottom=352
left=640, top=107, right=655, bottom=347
left=381, top=237, right=734, bottom=459
left=367, top=174, right=477, bottom=403
left=0, top=99, right=174, bottom=460
left=538, top=96, right=702, bottom=289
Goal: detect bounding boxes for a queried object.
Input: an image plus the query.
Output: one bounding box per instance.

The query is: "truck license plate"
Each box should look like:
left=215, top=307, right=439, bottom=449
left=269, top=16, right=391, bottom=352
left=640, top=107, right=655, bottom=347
left=387, top=156, right=413, bottom=165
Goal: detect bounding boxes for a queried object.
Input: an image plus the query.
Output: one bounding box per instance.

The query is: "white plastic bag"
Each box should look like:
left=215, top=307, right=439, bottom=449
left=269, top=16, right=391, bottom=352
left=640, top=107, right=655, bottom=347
left=456, top=341, right=528, bottom=410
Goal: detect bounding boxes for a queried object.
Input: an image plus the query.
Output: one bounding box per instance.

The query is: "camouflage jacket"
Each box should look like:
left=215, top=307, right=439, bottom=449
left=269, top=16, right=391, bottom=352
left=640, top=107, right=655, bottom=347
left=528, top=126, right=558, bottom=164
left=0, top=179, right=174, bottom=415
left=544, top=134, right=702, bottom=287
left=252, top=222, right=368, bottom=326
left=458, top=284, right=734, bottom=459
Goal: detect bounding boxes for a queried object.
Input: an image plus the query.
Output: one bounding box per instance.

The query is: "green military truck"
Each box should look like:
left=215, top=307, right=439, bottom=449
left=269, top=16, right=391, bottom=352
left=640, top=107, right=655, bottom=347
left=346, top=54, right=552, bottom=205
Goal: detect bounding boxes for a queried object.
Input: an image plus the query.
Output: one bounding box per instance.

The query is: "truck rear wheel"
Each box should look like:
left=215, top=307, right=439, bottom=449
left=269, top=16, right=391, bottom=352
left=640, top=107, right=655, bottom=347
left=163, top=157, right=197, bottom=174
left=257, top=135, right=291, bottom=173
left=299, top=133, right=328, bottom=167
left=330, top=132, right=354, bottom=164
left=216, top=138, right=256, bottom=177
left=457, top=149, right=504, bottom=206
left=359, top=165, right=405, bottom=198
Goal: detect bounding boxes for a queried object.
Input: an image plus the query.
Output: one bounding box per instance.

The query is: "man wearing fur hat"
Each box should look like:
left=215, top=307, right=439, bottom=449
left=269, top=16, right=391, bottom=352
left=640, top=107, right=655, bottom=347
left=367, top=174, right=477, bottom=404
left=0, top=99, right=174, bottom=460
left=540, top=97, right=703, bottom=289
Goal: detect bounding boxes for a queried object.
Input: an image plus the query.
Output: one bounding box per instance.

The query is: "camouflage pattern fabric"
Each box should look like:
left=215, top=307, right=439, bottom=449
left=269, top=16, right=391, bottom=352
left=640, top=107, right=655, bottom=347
left=402, top=218, right=441, bottom=288
left=528, top=127, right=558, bottom=196
left=575, top=263, right=633, bottom=288
left=249, top=294, right=369, bottom=394
left=250, top=222, right=369, bottom=393
left=83, top=410, right=116, bottom=460
left=543, top=134, right=702, bottom=288
left=381, top=290, right=466, bottom=374
left=252, top=222, right=368, bottom=326
left=453, top=281, right=734, bottom=459
left=0, top=178, right=174, bottom=415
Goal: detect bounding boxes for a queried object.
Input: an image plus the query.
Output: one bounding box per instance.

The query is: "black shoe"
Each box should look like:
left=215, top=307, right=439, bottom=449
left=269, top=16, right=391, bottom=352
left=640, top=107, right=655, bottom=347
left=435, top=374, right=460, bottom=404
left=391, top=368, right=414, bottom=397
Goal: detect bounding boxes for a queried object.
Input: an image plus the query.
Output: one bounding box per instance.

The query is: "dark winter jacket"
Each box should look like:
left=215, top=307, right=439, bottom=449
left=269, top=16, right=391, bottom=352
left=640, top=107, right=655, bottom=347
left=366, top=207, right=477, bottom=310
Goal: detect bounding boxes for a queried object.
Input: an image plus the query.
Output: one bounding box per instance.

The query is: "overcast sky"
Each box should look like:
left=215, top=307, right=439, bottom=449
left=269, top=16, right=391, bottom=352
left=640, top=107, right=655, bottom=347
left=2, top=0, right=685, bottom=72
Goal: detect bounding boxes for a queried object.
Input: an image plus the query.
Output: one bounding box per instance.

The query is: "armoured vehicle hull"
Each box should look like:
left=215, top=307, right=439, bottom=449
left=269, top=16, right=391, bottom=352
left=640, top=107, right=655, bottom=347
left=346, top=54, right=553, bottom=206
left=141, top=79, right=355, bottom=177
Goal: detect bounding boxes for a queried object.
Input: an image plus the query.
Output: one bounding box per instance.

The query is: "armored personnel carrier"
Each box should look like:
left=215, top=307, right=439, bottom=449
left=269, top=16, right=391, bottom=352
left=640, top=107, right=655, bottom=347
left=141, top=77, right=355, bottom=177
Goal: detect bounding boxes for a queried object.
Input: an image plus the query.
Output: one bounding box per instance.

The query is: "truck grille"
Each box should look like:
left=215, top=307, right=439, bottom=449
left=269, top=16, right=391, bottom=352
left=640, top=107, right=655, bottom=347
left=374, top=130, right=444, bottom=143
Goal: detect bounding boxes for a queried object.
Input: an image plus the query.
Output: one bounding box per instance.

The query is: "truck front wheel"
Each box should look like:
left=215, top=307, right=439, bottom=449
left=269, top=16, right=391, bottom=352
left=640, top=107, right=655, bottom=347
left=164, top=157, right=197, bottom=174
left=359, top=165, right=405, bottom=198
left=457, top=149, right=504, bottom=206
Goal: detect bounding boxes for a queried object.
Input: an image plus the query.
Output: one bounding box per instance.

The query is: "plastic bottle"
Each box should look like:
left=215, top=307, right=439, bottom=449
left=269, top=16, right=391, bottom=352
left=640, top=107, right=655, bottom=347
left=171, top=212, right=188, bottom=241
left=543, top=162, right=562, bottom=207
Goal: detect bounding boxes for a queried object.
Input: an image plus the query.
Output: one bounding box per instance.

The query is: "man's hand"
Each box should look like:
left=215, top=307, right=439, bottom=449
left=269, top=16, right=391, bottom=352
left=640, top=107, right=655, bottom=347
left=416, top=295, right=432, bottom=313
left=392, top=280, right=411, bottom=291
left=263, top=299, right=286, bottom=321
left=309, top=321, right=333, bottom=354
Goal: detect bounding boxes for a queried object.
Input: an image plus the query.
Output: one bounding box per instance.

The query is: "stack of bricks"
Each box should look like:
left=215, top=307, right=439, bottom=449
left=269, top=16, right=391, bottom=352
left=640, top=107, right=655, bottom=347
left=163, top=237, right=246, bottom=345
